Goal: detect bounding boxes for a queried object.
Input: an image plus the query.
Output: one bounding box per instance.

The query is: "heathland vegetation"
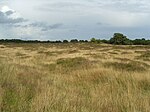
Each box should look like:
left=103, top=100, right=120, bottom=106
left=0, top=41, right=149, bottom=112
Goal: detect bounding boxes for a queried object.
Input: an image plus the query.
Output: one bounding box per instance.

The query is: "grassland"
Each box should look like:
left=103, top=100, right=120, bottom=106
left=0, top=43, right=150, bottom=112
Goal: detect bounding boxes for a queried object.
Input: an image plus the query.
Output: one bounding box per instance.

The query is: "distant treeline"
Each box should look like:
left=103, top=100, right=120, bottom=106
left=91, top=33, right=150, bottom=45
left=0, top=33, right=150, bottom=45
left=0, top=39, right=88, bottom=43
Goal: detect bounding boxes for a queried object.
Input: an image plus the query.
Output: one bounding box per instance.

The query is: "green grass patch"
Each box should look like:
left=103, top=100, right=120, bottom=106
left=136, top=52, right=150, bottom=61
left=15, top=52, right=26, bottom=57
left=104, top=61, right=148, bottom=72
left=138, top=79, right=150, bottom=92
left=38, top=51, right=64, bottom=56
left=56, top=57, right=91, bottom=70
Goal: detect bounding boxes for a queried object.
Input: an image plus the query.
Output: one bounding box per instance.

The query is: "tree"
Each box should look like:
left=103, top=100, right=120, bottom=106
left=63, top=40, right=68, bottom=43
left=132, top=38, right=150, bottom=45
left=70, top=39, right=78, bottom=43
left=90, top=38, right=97, bottom=43
left=101, top=39, right=109, bottom=44
left=79, top=40, right=88, bottom=43
left=55, top=40, right=62, bottom=43
left=109, top=33, right=132, bottom=45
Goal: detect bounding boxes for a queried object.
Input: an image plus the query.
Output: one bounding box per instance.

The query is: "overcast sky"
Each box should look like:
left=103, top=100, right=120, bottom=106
left=0, top=0, right=150, bottom=40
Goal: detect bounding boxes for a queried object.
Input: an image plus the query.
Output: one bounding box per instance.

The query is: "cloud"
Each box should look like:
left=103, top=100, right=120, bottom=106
left=1, top=0, right=150, bottom=40
left=34, top=0, right=150, bottom=28
left=40, top=23, right=63, bottom=31
left=13, top=22, right=63, bottom=31
left=38, top=1, right=86, bottom=11
left=96, top=0, right=150, bottom=13
left=38, top=0, right=150, bottom=14
left=0, top=6, right=63, bottom=32
left=0, top=6, right=27, bottom=24
left=5, top=10, right=14, bottom=15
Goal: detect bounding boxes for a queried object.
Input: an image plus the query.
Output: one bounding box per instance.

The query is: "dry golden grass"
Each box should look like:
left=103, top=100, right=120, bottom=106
left=0, top=43, right=150, bottom=112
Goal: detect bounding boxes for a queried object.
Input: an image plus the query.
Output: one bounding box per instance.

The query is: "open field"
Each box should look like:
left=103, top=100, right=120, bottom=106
left=0, top=43, right=150, bottom=112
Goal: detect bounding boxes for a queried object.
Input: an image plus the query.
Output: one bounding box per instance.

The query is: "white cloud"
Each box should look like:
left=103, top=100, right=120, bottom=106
left=1, top=5, right=12, bottom=12
left=0, top=6, right=27, bottom=24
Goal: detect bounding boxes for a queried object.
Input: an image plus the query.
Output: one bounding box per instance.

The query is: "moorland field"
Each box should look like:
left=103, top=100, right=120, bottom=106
left=0, top=43, right=150, bottom=112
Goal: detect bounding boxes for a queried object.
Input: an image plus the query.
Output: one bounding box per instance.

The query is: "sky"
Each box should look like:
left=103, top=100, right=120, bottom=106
left=0, top=0, right=150, bottom=40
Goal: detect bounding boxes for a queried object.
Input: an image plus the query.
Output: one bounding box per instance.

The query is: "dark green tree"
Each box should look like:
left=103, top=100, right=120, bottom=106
left=90, top=38, right=97, bottom=43
left=70, top=39, right=78, bottom=43
left=109, top=33, right=132, bottom=45
left=63, top=40, right=69, bottom=43
left=133, top=38, right=150, bottom=45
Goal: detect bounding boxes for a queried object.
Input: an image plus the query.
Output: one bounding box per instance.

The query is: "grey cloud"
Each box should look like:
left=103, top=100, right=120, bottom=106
left=47, top=23, right=63, bottom=30
left=46, top=2, right=83, bottom=8
left=97, top=22, right=103, bottom=25
left=13, top=22, right=63, bottom=31
left=5, top=10, right=14, bottom=15
left=36, top=0, right=150, bottom=17
left=0, top=6, right=63, bottom=31
left=31, top=22, right=63, bottom=31
left=105, top=2, right=149, bottom=13
left=37, top=1, right=89, bottom=13
left=0, top=10, right=27, bottom=24
left=13, top=24, right=28, bottom=28
left=24, top=22, right=62, bottom=31
left=94, top=0, right=150, bottom=13
left=29, top=22, right=46, bottom=27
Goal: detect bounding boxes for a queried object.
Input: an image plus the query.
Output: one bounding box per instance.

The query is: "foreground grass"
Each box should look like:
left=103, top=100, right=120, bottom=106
left=0, top=43, right=150, bottom=112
